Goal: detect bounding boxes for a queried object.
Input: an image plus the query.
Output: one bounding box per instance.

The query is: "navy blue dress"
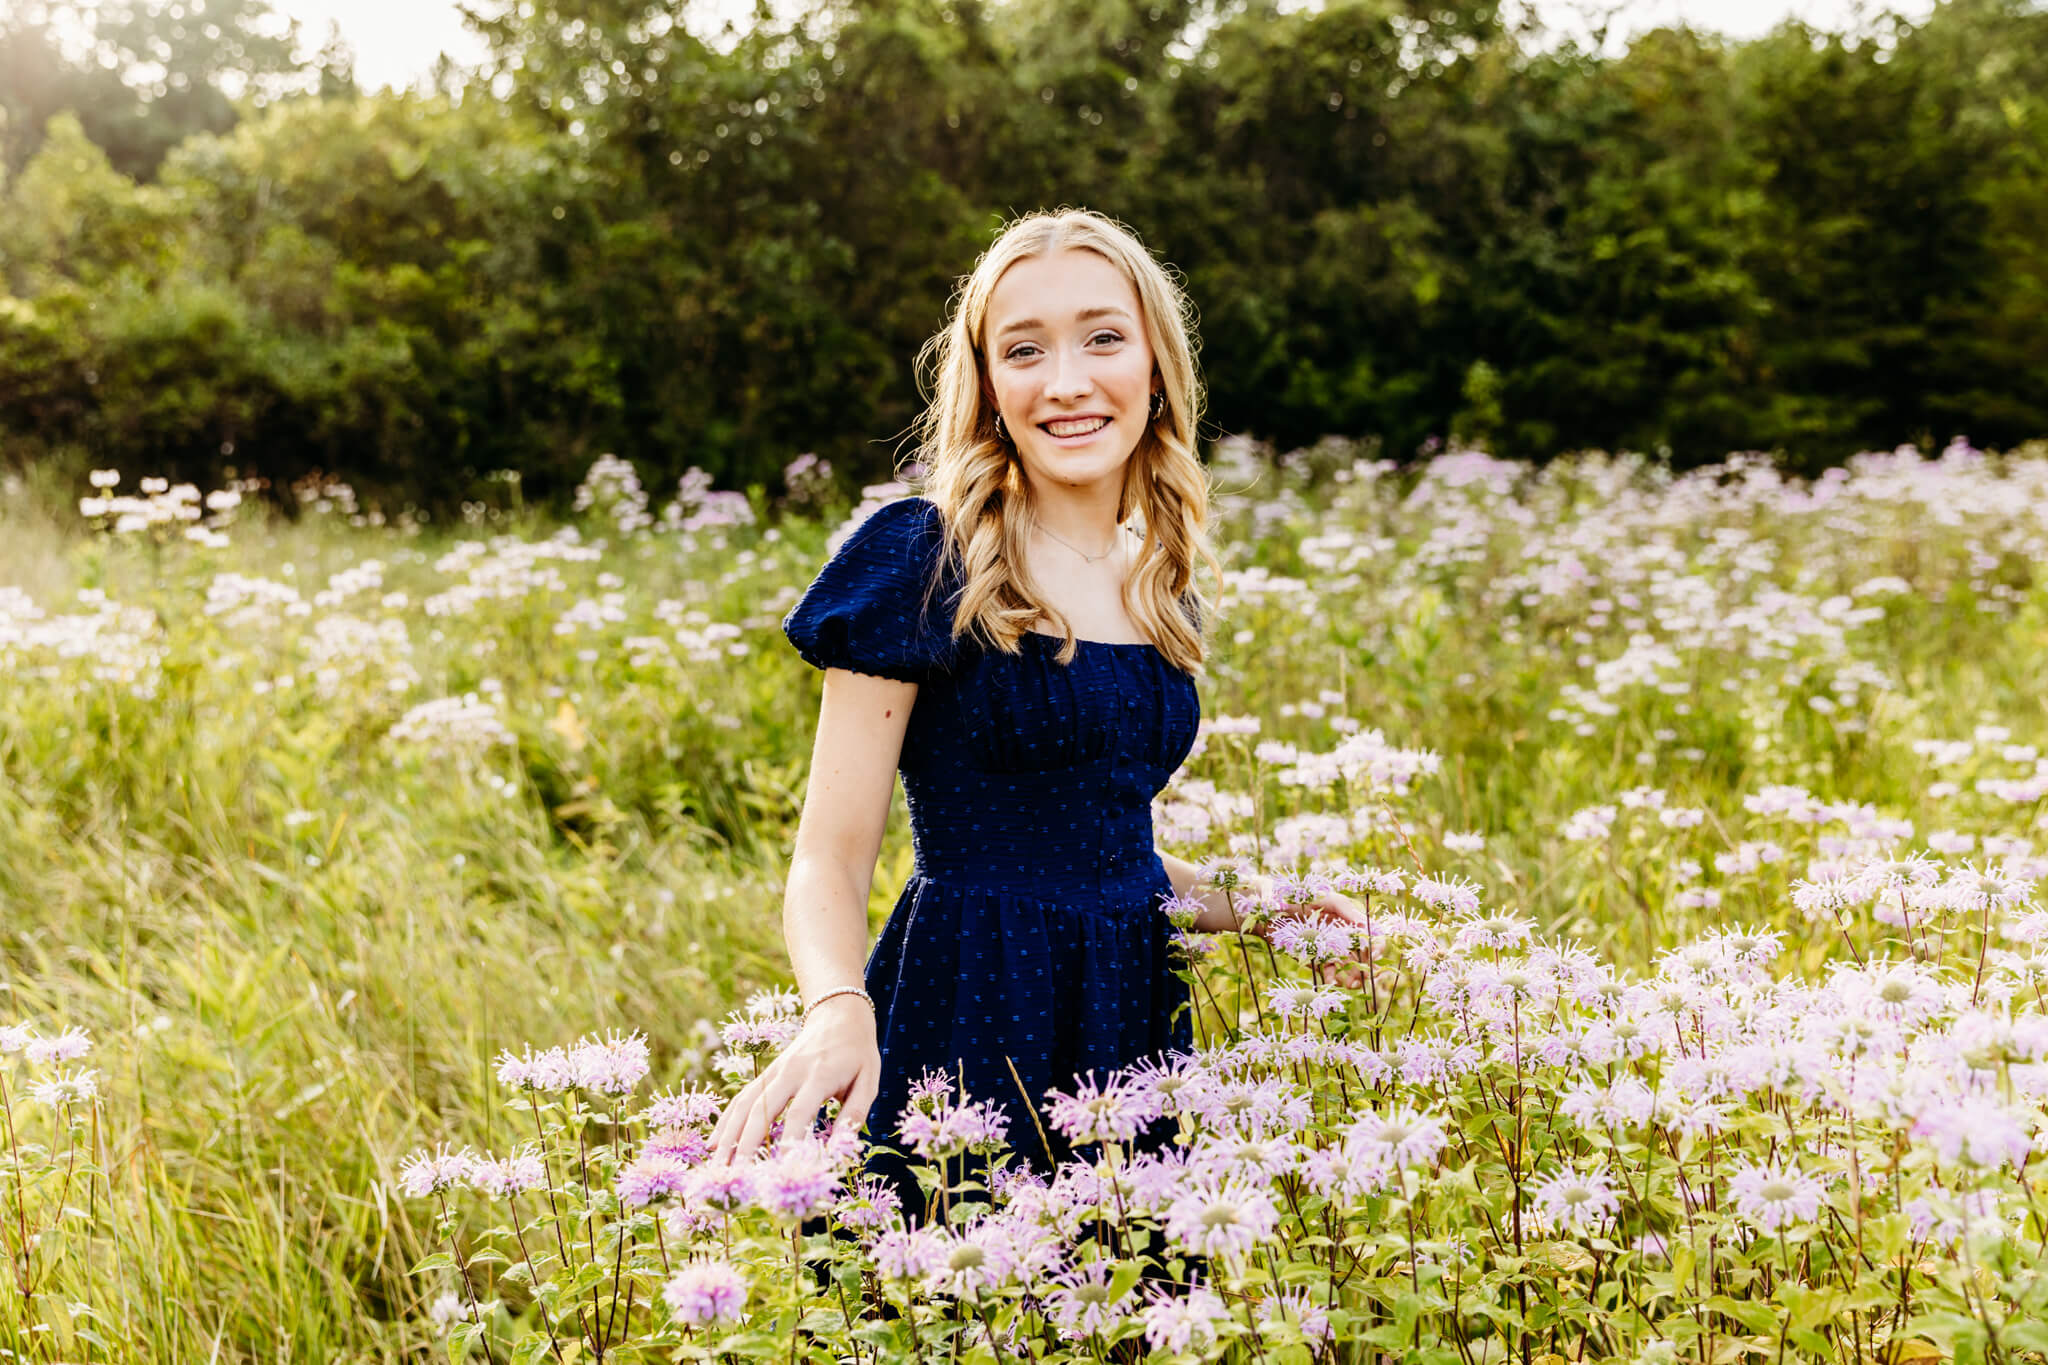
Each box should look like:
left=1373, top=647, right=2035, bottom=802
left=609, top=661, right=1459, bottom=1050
left=782, top=496, right=1200, bottom=1218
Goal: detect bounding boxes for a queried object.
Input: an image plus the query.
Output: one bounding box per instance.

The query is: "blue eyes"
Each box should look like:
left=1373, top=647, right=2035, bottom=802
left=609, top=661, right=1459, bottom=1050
left=1004, top=331, right=1123, bottom=361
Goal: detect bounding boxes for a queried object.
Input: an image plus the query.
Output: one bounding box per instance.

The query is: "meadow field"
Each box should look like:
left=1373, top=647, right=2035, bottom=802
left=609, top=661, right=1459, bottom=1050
left=3, top=437, right=2048, bottom=1363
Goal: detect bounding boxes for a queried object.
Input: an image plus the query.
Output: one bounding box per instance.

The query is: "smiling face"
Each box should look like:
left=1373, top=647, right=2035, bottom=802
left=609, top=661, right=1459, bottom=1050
left=982, top=247, right=1158, bottom=498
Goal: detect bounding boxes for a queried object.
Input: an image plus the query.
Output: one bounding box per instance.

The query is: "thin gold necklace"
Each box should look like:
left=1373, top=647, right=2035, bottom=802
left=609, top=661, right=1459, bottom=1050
left=1036, top=521, right=1121, bottom=564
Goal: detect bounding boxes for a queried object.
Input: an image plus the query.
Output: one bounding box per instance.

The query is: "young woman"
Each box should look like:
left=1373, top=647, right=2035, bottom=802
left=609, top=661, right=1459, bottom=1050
left=705, top=208, right=1368, bottom=1219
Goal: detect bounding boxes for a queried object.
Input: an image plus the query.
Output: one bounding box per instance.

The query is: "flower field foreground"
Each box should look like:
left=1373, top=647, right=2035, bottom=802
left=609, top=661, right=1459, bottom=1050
left=2, top=438, right=2048, bottom=1360
left=392, top=848, right=2048, bottom=1363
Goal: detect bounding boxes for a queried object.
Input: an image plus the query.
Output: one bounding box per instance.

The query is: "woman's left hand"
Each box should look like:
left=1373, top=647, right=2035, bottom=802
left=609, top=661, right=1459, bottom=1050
left=1250, top=882, right=1376, bottom=991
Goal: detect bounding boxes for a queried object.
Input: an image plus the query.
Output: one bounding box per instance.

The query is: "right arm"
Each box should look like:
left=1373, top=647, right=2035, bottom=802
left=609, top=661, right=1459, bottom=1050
left=706, top=666, right=917, bottom=1165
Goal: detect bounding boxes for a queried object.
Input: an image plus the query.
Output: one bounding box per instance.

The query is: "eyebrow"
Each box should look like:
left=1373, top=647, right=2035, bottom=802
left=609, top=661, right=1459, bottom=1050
left=994, top=306, right=1135, bottom=340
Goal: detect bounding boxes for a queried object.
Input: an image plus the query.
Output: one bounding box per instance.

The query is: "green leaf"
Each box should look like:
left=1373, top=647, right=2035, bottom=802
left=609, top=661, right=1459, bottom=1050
left=512, top=1333, right=556, bottom=1365
left=1706, top=1294, right=1780, bottom=1336
left=1529, top=1241, right=1595, bottom=1275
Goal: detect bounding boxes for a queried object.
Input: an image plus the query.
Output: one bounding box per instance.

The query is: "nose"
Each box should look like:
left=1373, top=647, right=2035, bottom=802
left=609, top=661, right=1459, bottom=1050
left=1045, top=343, right=1093, bottom=403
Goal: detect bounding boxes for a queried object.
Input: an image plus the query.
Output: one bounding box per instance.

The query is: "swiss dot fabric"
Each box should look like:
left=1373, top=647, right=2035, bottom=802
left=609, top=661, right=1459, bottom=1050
left=782, top=496, right=1201, bottom=1219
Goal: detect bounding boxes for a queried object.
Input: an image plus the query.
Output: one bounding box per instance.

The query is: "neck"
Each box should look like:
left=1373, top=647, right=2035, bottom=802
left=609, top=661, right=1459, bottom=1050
left=1027, top=487, right=1124, bottom=556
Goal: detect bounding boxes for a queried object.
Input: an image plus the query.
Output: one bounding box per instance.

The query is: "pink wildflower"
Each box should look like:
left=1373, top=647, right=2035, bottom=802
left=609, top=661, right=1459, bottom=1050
left=398, top=1144, right=476, bottom=1199
left=468, top=1148, right=548, bottom=1198
left=1046, top=1074, right=1157, bottom=1146
left=1528, top=1165, right=1620, bottom=1232
left=1044, top=1258, right=1136, bottom=1342
left=1141, top=1285, right=1230, bottom=1354
left=662, top=1260, right=748, bottom=1326
left=1163, top=1177, right=1280, bottom=1259
left=1726, top=1160, right=1826, bottom=1233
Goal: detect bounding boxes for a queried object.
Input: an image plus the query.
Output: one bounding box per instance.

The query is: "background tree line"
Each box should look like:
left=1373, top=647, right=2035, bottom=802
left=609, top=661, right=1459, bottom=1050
left=2, top=0, right=2044, bottom=510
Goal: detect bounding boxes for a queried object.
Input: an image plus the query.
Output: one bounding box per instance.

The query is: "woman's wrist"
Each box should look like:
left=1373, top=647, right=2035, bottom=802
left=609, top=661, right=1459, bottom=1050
left=1191, top=875, right=1274, bottom=937
left=801, top=985, right=874, bottom=1025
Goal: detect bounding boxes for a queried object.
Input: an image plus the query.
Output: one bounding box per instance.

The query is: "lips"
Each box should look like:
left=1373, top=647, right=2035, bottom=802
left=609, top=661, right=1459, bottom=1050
left=1040, top=416, right=1111, bottom=438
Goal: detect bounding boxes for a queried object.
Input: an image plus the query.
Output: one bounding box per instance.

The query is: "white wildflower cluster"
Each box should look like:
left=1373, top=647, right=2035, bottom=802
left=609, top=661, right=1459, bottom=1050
left=1153, top=778, right=1255, bottom=846
left=1395, top=446, right=2048, bottom=742
left=780, top=452, right=832, bottom=506
left=78, top=474, right=225, bottom=541
left=314, top=560, right=387, bottom=608
left=554, top=592, right=628, bottom=635
left=660, top=466, right=755, bottom=534
left=303, top=615, right=419, bottom=698
left=0, top=586, right=164, bottom=695
left=385, top=695, right=515, bottom=756
left=424, top=531, right=602, bottom=616
left=573, top=454, right=652, bottom=535
left=293, top=473, right=360, bottom=519
left=204, top=573, right=308, bottom=628
left=1, top=1021, right=98, bottom=1108
left=653, top=600, right=749, bottom=662
left=1255, top=726, right=1440, bottom=796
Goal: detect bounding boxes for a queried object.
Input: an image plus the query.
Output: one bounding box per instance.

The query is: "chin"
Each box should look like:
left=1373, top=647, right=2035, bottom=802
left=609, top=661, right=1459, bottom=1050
left=1034, top=456, right=1136, bottom=487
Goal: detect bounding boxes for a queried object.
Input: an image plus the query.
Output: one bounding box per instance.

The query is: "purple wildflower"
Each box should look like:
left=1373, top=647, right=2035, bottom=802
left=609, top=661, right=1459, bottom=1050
left=1259, top=1288, right=1333, bottom=1346
left=1044, top=1258, right=1136, bottom=1342
left=870, top=1226, right=948, bottom=1281
left=398, top=1144, right=476, bottom=1199
left=753, top=1138, right=844, bottom=1220
left=832, top=1176, right=902, bottom=1234
left=644, top=1127, right=713, bottom=1164
left=1163, top=1177, right=1280, bottom=1260
left=1346, top=1107, right=1448, bottom=1168
left=681, top=1164, right=755, bottom=1212
left=618, top=1151, right=697, bottom=1207
left=1413, top=873, right=1484, bottom=915
left=23, top=1027, right=91, bottom=1065
left=1528, top=1166, right=1620, bottom=1232
left=662, top=1260, right=748, bottom=1326
left=1726, top=1160, right=1826, bottom=1232
left=1141, top=1285, right=1230, bottom=1354
left=1046, top=1074, right=1158, bottom=1146
left=640, top=1087, right=725, bottom=1130
left=468, top=1147, right=548, bottom=1198
left=1913, top=1098, right=2036, bottom=1170
left=898, top=1095, right=1010, bottom=1161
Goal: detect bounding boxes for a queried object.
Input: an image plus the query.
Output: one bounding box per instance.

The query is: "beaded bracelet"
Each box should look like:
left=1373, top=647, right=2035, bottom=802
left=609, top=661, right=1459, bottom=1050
left=802, top=985, right=874, bottom=1024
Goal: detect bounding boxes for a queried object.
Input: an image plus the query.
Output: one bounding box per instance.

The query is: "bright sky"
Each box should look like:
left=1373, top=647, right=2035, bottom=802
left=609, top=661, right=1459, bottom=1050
left=267, top=0, right=1935, bottom=93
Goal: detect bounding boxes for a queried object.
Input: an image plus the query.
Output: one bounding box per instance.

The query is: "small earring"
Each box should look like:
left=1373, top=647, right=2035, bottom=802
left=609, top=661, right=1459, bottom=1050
left=1149, top=390, right=1166, bottom=421
left=993, top=413, right=1010, bottom=443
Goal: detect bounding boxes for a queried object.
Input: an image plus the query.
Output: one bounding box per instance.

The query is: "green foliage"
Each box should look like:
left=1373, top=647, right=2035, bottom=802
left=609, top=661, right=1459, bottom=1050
left=1, top=0, right=2046, bottom=505
left=0, top=0, right=317, bottom=182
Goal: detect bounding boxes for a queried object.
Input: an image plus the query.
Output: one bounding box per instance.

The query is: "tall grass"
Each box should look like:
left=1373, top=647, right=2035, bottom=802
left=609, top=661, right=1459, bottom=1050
left=1, top=437, right=2045, bottom=1360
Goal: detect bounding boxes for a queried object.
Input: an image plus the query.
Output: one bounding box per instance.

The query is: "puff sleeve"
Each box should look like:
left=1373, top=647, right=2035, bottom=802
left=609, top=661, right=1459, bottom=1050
left=781, top=497, right=961, bottom=683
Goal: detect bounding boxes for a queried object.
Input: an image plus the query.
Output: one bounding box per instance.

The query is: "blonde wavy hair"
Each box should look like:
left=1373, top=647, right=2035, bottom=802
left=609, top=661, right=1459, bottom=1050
left=908, top=208, right=1222, bottom=674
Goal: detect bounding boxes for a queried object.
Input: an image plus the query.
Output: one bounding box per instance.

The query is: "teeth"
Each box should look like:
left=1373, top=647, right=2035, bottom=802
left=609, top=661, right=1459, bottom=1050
left=1045, top=417, right=1108, bottom=437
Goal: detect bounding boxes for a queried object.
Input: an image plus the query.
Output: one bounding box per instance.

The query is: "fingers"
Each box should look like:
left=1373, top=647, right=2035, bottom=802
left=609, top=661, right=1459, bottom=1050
left=728, top=1078, right=784, bottom=1164
left=711, top=1065, right=789, bottom=1166
left=707, top=1077, right=758, bottom=1164
left=1324, top=894, right=1370, bottom=927
left=1312, top=957, right=1368, bottom=989
left=834, top=1066, right=879, bottom=1143
left=781, top=1082, right=832, bottom=1146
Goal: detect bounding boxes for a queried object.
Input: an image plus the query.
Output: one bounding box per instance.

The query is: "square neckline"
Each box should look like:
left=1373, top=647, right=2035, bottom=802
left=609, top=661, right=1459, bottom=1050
left=1023, top=629, right=1159, bottom=653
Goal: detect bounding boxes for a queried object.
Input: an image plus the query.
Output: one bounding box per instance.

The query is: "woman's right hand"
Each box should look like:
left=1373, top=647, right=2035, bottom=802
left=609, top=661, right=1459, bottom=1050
left=706, top=996, right=881, bottom=1166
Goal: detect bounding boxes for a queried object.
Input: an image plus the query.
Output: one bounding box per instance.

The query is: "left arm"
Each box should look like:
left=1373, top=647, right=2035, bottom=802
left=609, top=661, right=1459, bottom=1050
left=1157, top=848, right=1271, bottom=936
left=1156, top=847, right=1374, bottom=988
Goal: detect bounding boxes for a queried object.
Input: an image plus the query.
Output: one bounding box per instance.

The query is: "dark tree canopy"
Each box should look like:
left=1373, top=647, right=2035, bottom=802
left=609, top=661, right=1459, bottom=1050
left=2, top=0, right=2044, bottom=509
